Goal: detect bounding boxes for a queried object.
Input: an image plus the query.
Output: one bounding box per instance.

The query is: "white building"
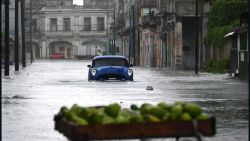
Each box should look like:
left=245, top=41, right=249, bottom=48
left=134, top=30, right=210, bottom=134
left=30, top=0, right=115, bottom=59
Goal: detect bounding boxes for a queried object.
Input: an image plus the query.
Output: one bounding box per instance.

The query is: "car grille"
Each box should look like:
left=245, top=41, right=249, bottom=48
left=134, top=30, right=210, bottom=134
left=98, top=74, right=125, bottom=80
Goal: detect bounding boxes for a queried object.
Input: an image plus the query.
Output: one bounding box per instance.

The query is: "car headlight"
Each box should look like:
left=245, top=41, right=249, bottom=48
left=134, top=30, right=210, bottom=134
left=128, top=69, right=133, bottom=76
left=91, top=69, right=96, bottom=76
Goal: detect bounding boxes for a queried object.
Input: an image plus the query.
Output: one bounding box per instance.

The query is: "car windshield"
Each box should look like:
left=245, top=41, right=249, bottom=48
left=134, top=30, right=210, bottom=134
left=93, top=58, right=129, bottom=67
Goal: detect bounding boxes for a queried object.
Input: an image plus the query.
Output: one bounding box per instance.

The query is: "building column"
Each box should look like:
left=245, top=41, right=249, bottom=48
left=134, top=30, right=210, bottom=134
left=75, top=16, right=79, bottom=35
left=58, top=17, right=63, bottom=31
left=41, top=40, right=47, bottom=58
left=92, top=16, right=96, bottom=31
left=46, top=41, right=50, bottom=58
left=73, top=41, right=80, bottom=59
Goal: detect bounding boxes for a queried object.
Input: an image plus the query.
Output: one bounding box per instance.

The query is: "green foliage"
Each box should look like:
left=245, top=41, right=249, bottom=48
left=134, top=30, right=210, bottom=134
left=207, top=0, right=246, bottom=28
left=205, top=59, right=229, bottom=73
left=206, top=0, right=247, bottom=48
left=206, top=25, right=232, bottom=48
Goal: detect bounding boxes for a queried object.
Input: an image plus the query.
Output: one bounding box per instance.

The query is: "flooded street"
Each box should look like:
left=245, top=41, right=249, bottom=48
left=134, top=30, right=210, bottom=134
left=2, top=60, right=248, bottom=141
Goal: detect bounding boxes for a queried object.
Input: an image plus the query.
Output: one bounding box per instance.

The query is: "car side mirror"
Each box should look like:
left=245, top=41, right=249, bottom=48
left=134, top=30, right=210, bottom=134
left=129, top=64, right=133, bottom=67
left=87, top=65, right=91, bottom=68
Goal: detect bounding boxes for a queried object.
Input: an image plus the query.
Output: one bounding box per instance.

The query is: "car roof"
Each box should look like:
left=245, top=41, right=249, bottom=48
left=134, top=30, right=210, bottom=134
left=93, top=55, right=127, bottom=60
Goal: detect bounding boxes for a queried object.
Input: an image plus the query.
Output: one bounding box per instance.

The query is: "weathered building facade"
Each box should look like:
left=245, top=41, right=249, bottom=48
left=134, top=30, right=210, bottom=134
left=116, top=0, right=137, bottom=64
left=30, top=0, right=115, bottom=59
left=117, top=0, right=211, bottom=70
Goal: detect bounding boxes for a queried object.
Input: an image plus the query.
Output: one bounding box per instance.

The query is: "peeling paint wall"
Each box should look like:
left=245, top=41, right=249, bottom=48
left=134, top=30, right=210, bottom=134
left=175, top=21, right=182, bottom=68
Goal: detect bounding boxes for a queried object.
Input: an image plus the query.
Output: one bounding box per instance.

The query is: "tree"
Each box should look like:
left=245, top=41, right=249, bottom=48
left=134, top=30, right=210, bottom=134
left=206, top=0, right=247, bottom=48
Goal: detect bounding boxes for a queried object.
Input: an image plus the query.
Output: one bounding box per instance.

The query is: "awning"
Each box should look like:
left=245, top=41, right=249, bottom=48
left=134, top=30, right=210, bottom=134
left=224, top=31, right=235, bottom=37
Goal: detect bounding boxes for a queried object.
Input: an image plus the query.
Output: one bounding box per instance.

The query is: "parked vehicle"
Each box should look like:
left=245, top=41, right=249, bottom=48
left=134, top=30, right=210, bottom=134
left=50, top=53, right=65, bottom=59
left=87, top=55, right=133, bottom=81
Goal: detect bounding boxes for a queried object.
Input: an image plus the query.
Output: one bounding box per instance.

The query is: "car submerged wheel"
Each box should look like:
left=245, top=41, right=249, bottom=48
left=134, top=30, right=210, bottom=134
left=88, top=75, right=93, bottom=82
left=128, top=77, right=134, bottom=81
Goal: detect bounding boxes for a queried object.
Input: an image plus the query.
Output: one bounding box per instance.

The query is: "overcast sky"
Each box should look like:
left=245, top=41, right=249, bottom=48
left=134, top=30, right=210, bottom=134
left=73, top=0, right=83, bottom=5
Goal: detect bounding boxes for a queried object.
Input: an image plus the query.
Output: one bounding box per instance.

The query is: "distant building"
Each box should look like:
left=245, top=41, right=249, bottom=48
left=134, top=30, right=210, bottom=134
left=30, top=0, right=115, bottom=59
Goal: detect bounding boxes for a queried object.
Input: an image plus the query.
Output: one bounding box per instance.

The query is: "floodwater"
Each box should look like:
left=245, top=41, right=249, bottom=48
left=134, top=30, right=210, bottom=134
left=2, top=60, right=248, bottom=141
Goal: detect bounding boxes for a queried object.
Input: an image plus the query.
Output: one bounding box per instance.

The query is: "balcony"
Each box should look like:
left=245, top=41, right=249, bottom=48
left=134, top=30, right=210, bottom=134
left=45, top=30, right=73, bottom=36
left=78, top=30, right=106, bottom=36
left=45, top=29, right=106, bottom=37
left=139, top=0, right=157, bottom=8
left=27, top=30, right=45, bottom=38
left=141, top=14, right=161, bottom=28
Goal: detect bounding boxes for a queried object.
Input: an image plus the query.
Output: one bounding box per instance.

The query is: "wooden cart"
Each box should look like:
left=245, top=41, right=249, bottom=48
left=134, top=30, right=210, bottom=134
left=54, top=114, right=216, bottom=141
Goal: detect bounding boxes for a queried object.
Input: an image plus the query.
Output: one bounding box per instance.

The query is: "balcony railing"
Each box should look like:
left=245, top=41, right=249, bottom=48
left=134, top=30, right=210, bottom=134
left=26, top=30, right=45, bottom=38
left=78, top=30, right=106, bottom=36
left=45, top=30, right=73, bottom=36
left=45, top=30, right=107, bottom=36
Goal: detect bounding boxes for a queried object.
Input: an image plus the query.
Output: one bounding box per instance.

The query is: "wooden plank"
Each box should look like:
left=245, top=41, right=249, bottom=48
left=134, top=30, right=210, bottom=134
left=54, top=114, right=216, bottom=141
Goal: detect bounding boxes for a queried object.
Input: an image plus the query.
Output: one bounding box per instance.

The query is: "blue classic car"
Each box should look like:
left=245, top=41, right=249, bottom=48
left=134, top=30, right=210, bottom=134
left=87, top=56, right=133, bottom=81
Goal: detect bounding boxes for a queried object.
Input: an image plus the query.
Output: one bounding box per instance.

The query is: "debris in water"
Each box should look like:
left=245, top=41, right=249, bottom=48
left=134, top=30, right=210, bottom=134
left=146, top=86, right=153, bottom=90
left=12, top=95, right=27, bottom=99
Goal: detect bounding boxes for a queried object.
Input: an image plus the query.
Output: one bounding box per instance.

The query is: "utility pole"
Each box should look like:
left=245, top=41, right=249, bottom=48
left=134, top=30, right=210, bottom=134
left=0, top=0, right=2, bottom=94
left=113, top=4, right=116, bottom=55
left=0, top=0, right=2, bottom=61
left=106, top=0, right=110, bottom=55
left=129, top=8, right=131, bottom=63
left=4, top=0, right=10, bottom=76
left=21, top=0, right=26, bottom=67
left=248, top=0, right=250, bottom=118
left=29, top=0, right=32, bottom=62
left=195, top=0, right=199, bottom=75
left=0, top=0, right=2, bottom=131
left=15, top=0, right=19, bottom=71
left=131, top=2, right=135, bottom=65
